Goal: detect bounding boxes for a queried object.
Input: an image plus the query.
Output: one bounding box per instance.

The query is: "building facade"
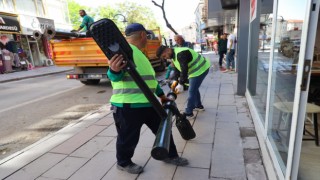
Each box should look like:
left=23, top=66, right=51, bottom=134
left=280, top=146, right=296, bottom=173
left=0, top=0, right=71, bottom=69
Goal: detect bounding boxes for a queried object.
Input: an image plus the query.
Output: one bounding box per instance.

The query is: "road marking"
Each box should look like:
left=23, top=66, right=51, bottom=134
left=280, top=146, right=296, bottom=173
left=0, top=86, right=80, bottom=114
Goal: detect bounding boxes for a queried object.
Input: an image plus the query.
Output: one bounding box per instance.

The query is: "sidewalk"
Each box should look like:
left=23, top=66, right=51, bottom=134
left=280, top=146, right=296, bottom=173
left=0, top=66, right=73, bottom=83
left=0, top=53, right=268, bottom=180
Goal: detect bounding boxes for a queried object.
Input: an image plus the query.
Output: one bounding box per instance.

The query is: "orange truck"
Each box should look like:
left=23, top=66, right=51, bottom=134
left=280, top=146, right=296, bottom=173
left=49, top=28, right=165, bottom=85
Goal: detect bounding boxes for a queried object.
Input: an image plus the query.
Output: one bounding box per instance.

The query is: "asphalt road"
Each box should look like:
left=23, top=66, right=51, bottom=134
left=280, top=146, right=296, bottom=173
left=0, top=73, right=113, bottom=160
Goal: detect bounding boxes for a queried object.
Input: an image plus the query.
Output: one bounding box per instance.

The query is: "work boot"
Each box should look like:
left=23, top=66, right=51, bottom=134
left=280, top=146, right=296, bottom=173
left=163, top=156, right=189, bottom=166
left=117, top=163, right=143, bottom=174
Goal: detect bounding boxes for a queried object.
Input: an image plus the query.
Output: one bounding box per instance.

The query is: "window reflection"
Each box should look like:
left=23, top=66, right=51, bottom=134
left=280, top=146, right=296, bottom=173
left=0, top=0, right=15, bottom=13
left=16, top=0, right=37, bottom=16
left=249, top=13, right=273, bottom=124
left=267, top=0, right=307, bottom=176
left=37, top=0, right=45, bottom=17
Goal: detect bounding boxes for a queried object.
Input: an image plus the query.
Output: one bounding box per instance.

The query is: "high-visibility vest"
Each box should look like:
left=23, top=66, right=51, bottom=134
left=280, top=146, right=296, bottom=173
left=172, top=47, right=211, bottom=78
left=110, top=45, right=158, bottom=104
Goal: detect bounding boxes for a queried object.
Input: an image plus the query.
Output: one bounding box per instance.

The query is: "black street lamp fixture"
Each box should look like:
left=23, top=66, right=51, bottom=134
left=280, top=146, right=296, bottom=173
left=113, top=14, right=128, bottom=24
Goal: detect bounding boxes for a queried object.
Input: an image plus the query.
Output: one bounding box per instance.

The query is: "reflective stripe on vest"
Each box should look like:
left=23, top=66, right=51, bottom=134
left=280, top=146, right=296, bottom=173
left=110, top=45, right=158, bottom=104
left=121, top=75, right=156, bottom=82
left=173, top=47, right=211, bottom=78
left=113, top=88, right=156, bottom=94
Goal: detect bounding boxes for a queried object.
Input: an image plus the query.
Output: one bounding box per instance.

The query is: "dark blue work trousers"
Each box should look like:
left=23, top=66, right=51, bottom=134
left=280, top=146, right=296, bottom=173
left=113, top=106, right=178, bottom=167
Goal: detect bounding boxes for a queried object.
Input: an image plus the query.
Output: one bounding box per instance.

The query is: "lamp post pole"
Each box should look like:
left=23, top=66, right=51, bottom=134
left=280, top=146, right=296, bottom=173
left=113, top=14, right=128, bottom=28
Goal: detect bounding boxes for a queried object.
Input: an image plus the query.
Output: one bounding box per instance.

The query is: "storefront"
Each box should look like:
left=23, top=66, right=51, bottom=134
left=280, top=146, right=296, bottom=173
left=0, top=13, right=21, bottom=73
left=243, top=0, right=320, bottom=179
left=19, top=15, right=54, bottom=67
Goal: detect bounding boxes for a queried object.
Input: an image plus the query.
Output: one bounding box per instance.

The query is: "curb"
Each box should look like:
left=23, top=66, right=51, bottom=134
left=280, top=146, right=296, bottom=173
left=0, top=69, right=73, bottom=83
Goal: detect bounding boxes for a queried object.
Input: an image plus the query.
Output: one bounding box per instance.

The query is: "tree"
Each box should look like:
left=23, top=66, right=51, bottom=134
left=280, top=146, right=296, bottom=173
left=151, top=0, right=178, bottom=35
left=67, top=0, right=92, bottom=30
left=114, top=2, right=160, bottom=31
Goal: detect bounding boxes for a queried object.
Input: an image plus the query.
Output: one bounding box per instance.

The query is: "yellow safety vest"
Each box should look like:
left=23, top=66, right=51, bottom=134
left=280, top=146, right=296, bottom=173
left=172, top=47, right=211, bottom=78
left=110, top=45, right=158, bottom=104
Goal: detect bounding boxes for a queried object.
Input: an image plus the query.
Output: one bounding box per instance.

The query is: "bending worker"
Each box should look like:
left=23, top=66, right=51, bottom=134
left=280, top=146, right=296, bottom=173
left=156, top=45, right=211, bottom=120
left=108, top=23, right=188, bottom=174
left=76, top=9, right=94, bottom=32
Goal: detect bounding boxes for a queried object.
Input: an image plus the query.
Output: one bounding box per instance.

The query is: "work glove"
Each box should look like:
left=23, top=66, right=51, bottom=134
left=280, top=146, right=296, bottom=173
left=175, top=83, right=184, bottom=93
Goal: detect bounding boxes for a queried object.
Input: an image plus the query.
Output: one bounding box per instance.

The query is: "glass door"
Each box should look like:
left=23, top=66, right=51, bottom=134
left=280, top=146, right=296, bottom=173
left=266, top=0, right=313, bottom=179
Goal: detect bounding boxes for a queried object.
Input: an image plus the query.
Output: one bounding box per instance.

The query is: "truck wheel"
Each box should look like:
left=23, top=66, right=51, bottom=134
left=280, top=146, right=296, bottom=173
left=80, top=79, right=100, bottom=85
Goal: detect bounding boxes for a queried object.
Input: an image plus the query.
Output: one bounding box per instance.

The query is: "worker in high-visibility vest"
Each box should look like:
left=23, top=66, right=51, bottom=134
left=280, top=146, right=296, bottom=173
left=156, top=45, right=211, bottom=120
left=107, top=23, right=189, bottom=174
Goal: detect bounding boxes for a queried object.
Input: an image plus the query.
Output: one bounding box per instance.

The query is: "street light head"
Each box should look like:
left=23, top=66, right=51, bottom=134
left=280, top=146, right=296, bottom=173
left=113, top=14, right=128, bottom=23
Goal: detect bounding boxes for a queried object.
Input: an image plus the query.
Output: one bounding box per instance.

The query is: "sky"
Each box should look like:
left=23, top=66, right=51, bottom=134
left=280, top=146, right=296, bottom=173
left=74, top=0, right=200, bottom=32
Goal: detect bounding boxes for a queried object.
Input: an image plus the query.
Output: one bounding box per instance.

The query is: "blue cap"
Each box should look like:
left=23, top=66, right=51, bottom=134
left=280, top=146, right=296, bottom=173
left=125, top=23, right=151, bottom=36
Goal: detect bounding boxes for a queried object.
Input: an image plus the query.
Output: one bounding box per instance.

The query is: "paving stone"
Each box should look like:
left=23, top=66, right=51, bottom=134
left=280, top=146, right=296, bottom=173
left=243, top=149, right=262, bottom=164
left=102, top=147, right=152, bottom=180
left=36, top=177, right=57, bottom=180
left=70, top=136, right=113, bottom=158
left=216, top=106, right=237, bottom=122
left=69, top=150, right=116, bottom=180
left=220, top=83, right=234, bottom=95
left=203, top=97, right=218, bottom=109
left=102, top=166, right=138, bottom=180
left=238, top=113, right=254, bottom=128
left=50, top=125, right=107, bottom=154
left=174, top=167, right=210, bottom=180
left=183, top=142, right=212, bottom=168
left=246, top=163, right=267, bottom=180
left=242, top=137, right=260, bottom=150
left=237, top=113, right=252, bottom=121
left=0, top=126, right=82, bottom=179
left=211, top=122, right=246, bottom=180
left=137, top=157, right=176, bottom=180
left=218, top=95, right=236, bottom=106
left=5, top=153, right=67, bottom=180
left=192, top=109, right=216, bottom=144
left=98, top=124, right=118, bottom=137
left=205, top=88, right=220, bottom=98
left=94, top=116, right=114, bottom=126
left=103, top=137, right=117, bottom=152
left=41, top=156, right=88, bottom=179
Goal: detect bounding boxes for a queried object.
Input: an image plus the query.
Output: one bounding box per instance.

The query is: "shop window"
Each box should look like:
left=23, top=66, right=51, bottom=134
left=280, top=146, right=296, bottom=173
left=266, top=0, right=307, bottom=176
left=36, top=0, right=45, bottom=17
left=0, top=0, right=15, bottom=13
left=15, top=0, right=37, bottom=16
left=46, top=0, right=70, bottom=25
left=6, top=0, right=14, bottom=12
left=248, top=12, right=274, bottom=125
left=0, top=1, right=4, bottom=11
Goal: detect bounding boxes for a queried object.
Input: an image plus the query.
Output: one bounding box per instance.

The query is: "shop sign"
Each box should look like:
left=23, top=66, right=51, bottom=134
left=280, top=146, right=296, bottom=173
left=20, top=15, right=55, bottom=35
left=250, top=0, right=257, bottom=23
left=0, top=14, right=21, bottom=33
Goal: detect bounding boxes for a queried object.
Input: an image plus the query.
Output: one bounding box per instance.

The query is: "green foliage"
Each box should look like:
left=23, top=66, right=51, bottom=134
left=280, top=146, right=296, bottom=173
left=67, top=0, right=160, bottom=32
left=67, top=0, right=84, bottom=29
left=114, top=2, right=160, bottom=31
